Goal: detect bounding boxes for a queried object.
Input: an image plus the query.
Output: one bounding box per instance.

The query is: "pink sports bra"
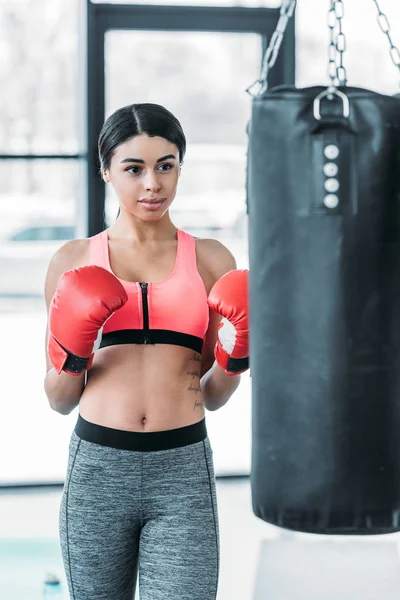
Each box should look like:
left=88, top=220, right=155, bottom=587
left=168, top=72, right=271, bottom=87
left=89, top=228, right=210, bottom=354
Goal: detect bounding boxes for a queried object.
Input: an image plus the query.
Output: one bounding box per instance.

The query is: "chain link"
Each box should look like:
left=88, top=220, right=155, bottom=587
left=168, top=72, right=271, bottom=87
left=246, top=0, right=296, bottom=96
left=372, top=0, right=400, bottom=86
left=259, top=0, right=296, bottom=82
left=247, top=0, right=400, bottom=98
left=327, top=0, right=347, bottom=88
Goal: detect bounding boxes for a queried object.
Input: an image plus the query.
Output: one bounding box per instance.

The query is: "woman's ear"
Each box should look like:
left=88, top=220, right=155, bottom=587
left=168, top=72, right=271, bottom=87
left=103, top=170, right=110, bottom=183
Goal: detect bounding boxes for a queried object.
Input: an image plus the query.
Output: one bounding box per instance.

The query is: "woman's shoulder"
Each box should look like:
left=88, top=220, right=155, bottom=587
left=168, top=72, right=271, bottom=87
left=51, top=237, right=91, bottom=270
left=45, top=237, right=90, bottom=288
left=44, top=237, right=91, bottom=309
left=195, top=237, right=237, bottom=282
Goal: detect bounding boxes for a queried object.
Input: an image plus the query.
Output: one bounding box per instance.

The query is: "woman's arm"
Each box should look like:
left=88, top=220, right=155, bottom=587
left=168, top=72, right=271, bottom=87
left=43, top=240, right=87, bottom=415
left=201, top=361, right=241, bottom=411
left=198, top=239, right=241, bottom=411
left=44, top=328, right=86, bottom=415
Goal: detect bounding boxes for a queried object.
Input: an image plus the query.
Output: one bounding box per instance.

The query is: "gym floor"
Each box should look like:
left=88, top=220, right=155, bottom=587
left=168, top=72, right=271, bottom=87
left=1, top=478, right=400, bottom=599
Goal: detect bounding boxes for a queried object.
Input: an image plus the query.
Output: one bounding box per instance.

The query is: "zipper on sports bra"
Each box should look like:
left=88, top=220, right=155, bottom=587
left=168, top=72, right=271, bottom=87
left=140, top=282, right=149, bottom=343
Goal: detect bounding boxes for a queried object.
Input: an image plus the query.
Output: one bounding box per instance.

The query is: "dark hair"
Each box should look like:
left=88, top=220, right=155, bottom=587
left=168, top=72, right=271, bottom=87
left=98, top=103, right=186, bottom=173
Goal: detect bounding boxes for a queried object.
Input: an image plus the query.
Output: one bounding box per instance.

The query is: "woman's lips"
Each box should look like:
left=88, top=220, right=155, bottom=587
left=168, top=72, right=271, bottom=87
left=138, top=198, right=165, bottom=211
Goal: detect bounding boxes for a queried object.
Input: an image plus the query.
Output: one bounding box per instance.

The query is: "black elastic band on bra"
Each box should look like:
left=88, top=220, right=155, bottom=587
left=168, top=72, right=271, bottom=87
left=75, top=414, right=208, bottom=451
left=99, top=329, right=203, bottom=354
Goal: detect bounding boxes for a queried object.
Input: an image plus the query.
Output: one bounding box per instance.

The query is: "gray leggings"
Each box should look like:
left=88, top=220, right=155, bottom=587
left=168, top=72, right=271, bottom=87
left=59, top=415, right=220, bottom=600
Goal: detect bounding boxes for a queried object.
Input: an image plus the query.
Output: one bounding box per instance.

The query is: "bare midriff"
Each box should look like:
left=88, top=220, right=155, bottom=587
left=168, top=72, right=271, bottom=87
left=79, top=343, right=205, bottom=432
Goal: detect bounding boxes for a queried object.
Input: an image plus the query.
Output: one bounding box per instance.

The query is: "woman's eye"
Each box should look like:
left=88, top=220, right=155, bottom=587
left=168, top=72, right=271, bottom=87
left=126, top=163, right=173, bottom=175
left=127, top=166, right=141, bottom=174
left=159, top=163, right=173, bottom=172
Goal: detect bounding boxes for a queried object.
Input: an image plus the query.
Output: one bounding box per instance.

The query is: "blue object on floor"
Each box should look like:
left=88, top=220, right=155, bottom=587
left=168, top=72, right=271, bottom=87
left=42, top=572, right=64, bottom=598
left=0, top=539, right=67, bottom=600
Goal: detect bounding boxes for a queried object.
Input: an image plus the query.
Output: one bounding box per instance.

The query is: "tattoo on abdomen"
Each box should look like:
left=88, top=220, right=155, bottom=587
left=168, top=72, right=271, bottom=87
left=188, top=382, right=201, bottom=393
left=187, top=354, right=203, bottom=409
left=193, top=397, right=204, bottom=411
left=187, top=366, right=200, bottom=391
left=187, top=368, right=199, bottom=380
left=190, top=352, right=201, bottom=363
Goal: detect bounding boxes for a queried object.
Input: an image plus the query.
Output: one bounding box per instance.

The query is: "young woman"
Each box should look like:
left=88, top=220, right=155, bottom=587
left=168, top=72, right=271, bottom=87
left=44, top=103, right=249, bottom=600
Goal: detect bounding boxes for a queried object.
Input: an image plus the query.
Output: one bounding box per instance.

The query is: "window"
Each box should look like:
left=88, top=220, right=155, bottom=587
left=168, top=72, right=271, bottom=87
left=0, top=0, right=80, bottom=154
left=93, top=0, right=280, bottom=5
left=296, top=0, right=400, bottom=94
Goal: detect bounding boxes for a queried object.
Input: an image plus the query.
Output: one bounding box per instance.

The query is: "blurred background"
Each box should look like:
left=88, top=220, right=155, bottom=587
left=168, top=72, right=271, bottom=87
left=1, top=0, right=400, bottom=598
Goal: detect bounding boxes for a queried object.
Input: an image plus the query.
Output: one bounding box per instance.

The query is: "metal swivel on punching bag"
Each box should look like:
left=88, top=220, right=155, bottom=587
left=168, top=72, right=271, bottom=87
left=247, top=0, right=400, bottom=534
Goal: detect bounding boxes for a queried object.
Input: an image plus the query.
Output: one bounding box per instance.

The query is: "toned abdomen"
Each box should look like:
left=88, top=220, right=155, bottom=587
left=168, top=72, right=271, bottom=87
left=79, top=344, right=205, bottom=432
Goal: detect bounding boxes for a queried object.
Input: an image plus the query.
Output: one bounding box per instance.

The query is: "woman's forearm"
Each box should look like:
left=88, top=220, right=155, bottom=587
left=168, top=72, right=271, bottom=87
left=200, top=361, right=241, bottom=411
left=44, top=368, right=85, bottom=415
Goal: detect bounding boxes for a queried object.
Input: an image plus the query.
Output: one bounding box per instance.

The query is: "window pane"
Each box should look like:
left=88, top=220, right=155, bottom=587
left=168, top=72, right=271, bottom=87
left=105, top=30, right=255, bottom=260
left=105, top=30, right=253, bottom=475
left=0, top=0, right=80, bottom=154
left=296, top=0, right=400, bottom=95
left=0, top=160, right=80, bottom=484
left=105, top=29, right=257, bottom=233
left=93, top=0, right=279, bottom=5
left=106, top=31, right=259, bottom=145
left=0, top=160, right=79, bottom=298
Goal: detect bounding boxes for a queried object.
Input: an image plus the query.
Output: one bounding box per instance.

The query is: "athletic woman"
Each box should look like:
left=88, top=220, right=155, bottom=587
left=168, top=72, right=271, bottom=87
left=44, top=103, right=249, bottom=600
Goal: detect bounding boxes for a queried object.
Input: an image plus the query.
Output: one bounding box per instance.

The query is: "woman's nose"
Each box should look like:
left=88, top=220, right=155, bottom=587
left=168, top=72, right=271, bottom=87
left=144, top=171, right=161, bottom=192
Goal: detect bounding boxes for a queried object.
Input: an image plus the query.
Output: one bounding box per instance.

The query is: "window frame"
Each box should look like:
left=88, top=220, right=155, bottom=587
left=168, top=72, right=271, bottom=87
left=85, top=0, right=295, bottom=236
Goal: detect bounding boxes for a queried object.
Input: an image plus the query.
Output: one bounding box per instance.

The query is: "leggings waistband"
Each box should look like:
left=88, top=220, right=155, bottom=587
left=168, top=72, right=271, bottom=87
left=74, top=414, right=208, bottom=452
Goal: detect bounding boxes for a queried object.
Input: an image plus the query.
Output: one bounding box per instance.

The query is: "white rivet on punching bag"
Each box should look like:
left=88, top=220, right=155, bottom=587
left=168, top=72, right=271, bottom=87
left=324, top=178, right=340, bottom=193
left=323, top=162, right=339, bottom=177
left=324, top=145, right=339, bottom=160
left=324, top=194, right=339, bottom=209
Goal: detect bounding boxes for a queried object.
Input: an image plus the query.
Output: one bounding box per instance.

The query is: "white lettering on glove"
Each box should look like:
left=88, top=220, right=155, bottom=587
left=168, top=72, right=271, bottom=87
left=92, top=326, right=104, bottom=353
left=218, top=318, right=237, bottom=354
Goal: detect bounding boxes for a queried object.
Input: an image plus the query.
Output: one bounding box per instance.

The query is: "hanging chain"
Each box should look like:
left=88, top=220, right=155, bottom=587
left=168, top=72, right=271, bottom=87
left=327, top=0, right=347, bottom=89
left=259, top=0, right=297, bottom=84
left=316, top=0, right=349, bottom=119
left=246, top=0, right=296, bottom=96
left=371, top=0, right=400, bottom=86
left=247, top=0, right=400, bottom=98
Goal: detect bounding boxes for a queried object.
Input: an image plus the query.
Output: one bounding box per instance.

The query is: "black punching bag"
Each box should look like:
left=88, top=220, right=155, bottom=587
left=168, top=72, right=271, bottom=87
left=248, top=85, right=400, bottom=534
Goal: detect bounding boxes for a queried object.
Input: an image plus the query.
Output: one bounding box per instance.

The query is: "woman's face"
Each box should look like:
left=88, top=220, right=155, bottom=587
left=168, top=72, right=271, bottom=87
left=104, top=134, right=181, bottom=222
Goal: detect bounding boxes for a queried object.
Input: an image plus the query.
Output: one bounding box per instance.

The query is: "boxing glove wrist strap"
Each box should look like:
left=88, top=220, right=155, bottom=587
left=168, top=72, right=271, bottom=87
left=215, top=318, right=249, bottom=375
left=214, top=344, right=249, bottom=375
left=48, top=335, right=92, bottom=375
left=63, top=352, right=91, bottom=374
left=226, top=356, right=249, bottom=374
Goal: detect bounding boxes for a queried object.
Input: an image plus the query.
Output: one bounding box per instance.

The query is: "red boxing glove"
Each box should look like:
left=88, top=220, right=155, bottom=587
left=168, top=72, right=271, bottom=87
left=207, top=269, right=249, bottom=376
left=48, top=265, right=128, bottom=376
